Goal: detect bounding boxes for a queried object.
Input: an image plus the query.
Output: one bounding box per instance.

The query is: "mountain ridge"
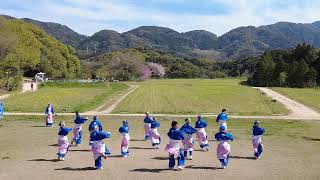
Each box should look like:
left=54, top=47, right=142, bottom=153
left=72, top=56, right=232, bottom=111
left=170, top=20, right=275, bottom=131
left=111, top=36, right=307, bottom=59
left=2, top=14, right=320, bottom=60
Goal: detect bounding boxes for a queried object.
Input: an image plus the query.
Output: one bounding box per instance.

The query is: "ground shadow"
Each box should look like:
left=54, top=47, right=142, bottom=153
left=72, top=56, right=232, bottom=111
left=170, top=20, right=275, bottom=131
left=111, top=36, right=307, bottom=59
left=230, top=155, right=256, bottom=160
left=48, top=144, right=58, bottom=147
left=151, top=157, right=168, bottom=160
left=30, top=125, right=45, bottom=128
left=2, top=156, right=10, bottom=160
left=68, top=149, right=90, bottom=152
left=130, top=139, right=147, bottom=142
left=194, top=149, right=208, bottom=152
left=130, top=168, right=172, bottom=173
left=185, top=165, right=221, bottom=170
left=108, top=155, right=123, bottom=158
left=28, top=158, right=60, bottom=162
left=302, top=136, right=320, bottom=142
left=55, top=167, right=96, bottom=171
left=130, top=147, right=155, bottom=150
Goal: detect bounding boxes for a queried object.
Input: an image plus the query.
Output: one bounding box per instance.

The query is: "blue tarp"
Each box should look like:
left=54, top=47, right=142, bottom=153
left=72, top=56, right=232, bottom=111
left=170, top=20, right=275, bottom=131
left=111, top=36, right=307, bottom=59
left=0, top=101, right=3, bottom=119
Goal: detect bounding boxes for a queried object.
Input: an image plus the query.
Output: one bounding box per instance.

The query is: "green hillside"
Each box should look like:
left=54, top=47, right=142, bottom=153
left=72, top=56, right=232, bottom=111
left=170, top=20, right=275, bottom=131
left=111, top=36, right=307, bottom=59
left=0, top=17, right=80, bottom=90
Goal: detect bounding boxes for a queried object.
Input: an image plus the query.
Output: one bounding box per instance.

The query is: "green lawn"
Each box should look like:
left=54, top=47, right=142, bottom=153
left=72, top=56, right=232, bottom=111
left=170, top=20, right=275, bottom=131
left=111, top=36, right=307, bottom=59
left=3, top=82, right=128, bottom=113
left=272, top=87, right=320, bottom=112
left=114, top=79, right=288, bottom=115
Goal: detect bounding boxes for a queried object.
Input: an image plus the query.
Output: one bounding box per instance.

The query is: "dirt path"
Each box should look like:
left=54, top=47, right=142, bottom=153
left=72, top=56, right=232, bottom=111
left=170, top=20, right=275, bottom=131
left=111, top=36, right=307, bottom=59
left=0, top=82, right=38, bottom=100
left=0, top=94, right=10, bottom=100
left=257, top=87, right=320, bottom=119
left=86, top=85, right=139, bottom=114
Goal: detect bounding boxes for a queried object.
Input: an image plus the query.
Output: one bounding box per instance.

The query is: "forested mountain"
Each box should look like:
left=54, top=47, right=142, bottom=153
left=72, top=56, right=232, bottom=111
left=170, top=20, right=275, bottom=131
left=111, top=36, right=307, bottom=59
left=219, top=22, right=320, bottom=59
left=249, top=43, right=320, bottom=87
left=22, top=18, right=87, bottom=48
left=2, top=14, right=320, bottom=60
left=0, top=17, right=80, bottom=90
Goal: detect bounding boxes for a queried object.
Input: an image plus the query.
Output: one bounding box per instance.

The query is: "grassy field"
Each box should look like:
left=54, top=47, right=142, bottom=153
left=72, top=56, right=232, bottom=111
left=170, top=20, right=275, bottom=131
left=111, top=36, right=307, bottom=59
left=114, top=79, right=288, bottom=115
left=272, top=87, right=320, bottom=112
left=0, top=116, right=319, bottom=180
left=2, top=82, right=128, bottom=113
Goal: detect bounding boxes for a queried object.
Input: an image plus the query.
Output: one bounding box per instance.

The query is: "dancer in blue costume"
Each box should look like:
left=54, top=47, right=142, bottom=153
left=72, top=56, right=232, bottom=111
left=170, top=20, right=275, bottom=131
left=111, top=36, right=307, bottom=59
left=57, top=121, right=72, bottom=161
left=216, top=108, right=229, bottom=129
left=88, top=116, right=111, bottom=155
left=195, top=115, right=209, bottom=151
left=165, top=121, right=185, bottom=170
left=90, top=125, right=111, bottom=170
left=150, top=117, right=161, bottom=149
left=180, top=118, right=197, bottom=160
left=143, top=112, right=153, bottom=140
left=252, top=121, right=265, bottom=159
left=215, top=126, right=234, bottom=169
left=45, top=103, right=55, bottom=127
left=119, top=120, right=130, bottom=157
left=71, top=112, right=88, bottom=146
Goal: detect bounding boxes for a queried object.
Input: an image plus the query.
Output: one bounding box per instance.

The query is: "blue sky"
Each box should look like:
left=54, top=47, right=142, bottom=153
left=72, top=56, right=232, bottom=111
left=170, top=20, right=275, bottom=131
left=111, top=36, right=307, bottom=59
left=1, top=0, right=320, bottom=36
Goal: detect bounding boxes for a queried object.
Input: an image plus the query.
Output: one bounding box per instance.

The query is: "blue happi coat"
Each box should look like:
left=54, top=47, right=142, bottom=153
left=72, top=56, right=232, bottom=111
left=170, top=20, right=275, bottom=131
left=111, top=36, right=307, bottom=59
left=144, top=116, right=153, bottom=123
left=74, top=115, right=88, bottom=124
left=216, top=112, right=228, bottom=122
left=58, top=127, right=72, bottom=136
left=119, top=125, right=129, bottom=134
left=253, top=126, right=265, bottom=136
left=195, top=119, right=208, bottom=128
left=167, top=128, right=185, bottom=140
left=215, top=131, right=234, bottom=141
left=151, top=120, right=160, bottom=129
left=180, top=123, right=197, bottom=135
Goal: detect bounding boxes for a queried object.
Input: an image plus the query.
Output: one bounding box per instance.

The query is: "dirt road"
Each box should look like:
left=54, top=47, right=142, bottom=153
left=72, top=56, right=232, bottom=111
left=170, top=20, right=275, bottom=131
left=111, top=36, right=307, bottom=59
left=257, top=87, right=320, bottom=119
left=87, top=85, right=139, bottom=113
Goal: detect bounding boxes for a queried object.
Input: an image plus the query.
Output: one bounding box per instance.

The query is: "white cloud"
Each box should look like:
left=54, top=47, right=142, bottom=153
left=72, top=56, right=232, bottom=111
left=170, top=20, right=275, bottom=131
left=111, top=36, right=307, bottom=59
left=2, top=0, right=320, bottom=36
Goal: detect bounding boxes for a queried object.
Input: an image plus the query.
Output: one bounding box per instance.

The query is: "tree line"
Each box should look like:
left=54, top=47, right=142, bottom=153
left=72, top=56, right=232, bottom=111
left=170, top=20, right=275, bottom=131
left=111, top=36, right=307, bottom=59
left=0, top=17, right=80, bottom=91
left=248, top=43, right=320, bottom=88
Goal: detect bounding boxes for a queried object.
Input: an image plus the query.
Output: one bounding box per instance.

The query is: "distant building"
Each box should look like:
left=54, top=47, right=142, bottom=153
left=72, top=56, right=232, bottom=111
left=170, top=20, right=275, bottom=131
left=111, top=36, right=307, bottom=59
left=34, top=72, right=47, bottom=82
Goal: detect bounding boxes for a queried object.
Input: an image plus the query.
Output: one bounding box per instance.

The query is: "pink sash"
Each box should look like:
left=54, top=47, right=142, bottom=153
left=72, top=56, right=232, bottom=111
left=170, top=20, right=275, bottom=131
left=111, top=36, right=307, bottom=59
left=144, top=123, right=151, bottom=137
left=252, top=135, right=262, bottom=153
left=46, top=114, right=53, bottom=124
left=150, top=128, right=160, bottom=144
left=73, top=124, right=82, bottom=140
left=182, top=137, right=194, bottom=151
left=121, top=134, right=130, bottom=152
left=165, top=140, right=180, bottom=156
left=196, top=128, right=208, bottom=145
left=58, top=136, right=69, bottom=155
left=91, top=141, right=105, bottom=160
left=216, top=141, right=230, bottom=159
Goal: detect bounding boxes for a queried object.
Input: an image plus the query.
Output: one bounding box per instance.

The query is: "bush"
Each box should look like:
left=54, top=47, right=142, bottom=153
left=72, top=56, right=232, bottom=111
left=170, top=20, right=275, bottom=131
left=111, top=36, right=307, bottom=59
left=0, top=75, right=22, bottom=91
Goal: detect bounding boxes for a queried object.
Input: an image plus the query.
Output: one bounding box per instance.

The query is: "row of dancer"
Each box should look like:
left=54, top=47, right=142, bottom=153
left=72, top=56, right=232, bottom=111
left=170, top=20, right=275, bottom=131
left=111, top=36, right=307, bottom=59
left=164, top=118, right=265, bottom=170
left=55, top=113, right=158, bottom=169
left=56, top=114, right=112, bottom=170
left=54, top=110, right=265, bottom=170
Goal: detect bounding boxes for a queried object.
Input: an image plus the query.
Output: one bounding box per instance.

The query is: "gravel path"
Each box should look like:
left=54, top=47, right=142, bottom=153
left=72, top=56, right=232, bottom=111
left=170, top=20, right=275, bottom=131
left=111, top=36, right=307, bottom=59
left=256, top=87, right=320, bottom=120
